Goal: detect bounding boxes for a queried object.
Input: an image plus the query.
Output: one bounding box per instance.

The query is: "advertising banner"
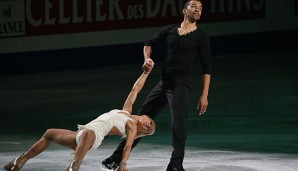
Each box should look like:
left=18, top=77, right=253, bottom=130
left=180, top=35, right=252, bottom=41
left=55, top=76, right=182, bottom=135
left=2, top=0, right=298, bottom=54
left=1, top=0, right=266, bottom=37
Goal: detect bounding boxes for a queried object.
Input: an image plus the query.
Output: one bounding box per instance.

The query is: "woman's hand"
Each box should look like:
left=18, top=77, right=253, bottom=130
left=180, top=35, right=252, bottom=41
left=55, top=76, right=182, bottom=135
left=117, top=161, right=128, bottom=171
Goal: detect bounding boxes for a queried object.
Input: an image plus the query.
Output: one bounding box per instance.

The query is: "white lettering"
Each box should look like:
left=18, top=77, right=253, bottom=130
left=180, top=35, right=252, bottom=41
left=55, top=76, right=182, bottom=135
left=128, top=5, right=144, bottom=19
left=219, top=0, right=225, bottom=13
left=236, top=0, right=251, bottom=11
left=26, top=0, right=42, bottom=27
left=59, top=0, right=70, bottom=24
left=86, top=0, right=92, bottom=22
left=146, top=0, right=161, bottom=18
left=24, top=0, right=187, bottom=28
left=128, top=5, right=135, bottom=19
left=109, top=0, right=124, bottom=20
left=139, top=5, right=144, bottom=18
left=73, top=0, right=83, bottom=23
left=0, top=21, right=24, bottom=34
left=162, top=0, right=178, bottom=17
left=253, top=0, right=265, bottom=10
left=96, top=0, right=106, bottom=21
left=2, top=5, right=12, bottom=17
left=210, top=0, right=265, bottom=13
left=228, top=0, right=234, bottom=12
left=45, top=0, right=55, bottom=25
left=210, top=0, right=216, bottom=13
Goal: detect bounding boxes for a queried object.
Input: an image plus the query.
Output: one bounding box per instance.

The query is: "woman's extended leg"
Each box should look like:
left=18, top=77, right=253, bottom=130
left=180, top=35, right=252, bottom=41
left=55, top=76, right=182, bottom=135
left=4, top=128, right=77, bottom=171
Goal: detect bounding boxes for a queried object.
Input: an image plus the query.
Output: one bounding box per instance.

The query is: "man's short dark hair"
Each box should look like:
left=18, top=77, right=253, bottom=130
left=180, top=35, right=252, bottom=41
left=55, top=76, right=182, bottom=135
left=184, top=0, right=202, bottom=9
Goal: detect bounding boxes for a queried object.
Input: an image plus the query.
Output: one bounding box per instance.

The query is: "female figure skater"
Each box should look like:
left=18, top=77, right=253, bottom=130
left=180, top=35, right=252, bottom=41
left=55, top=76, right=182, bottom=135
left=4, top=64, right=155, bottom=171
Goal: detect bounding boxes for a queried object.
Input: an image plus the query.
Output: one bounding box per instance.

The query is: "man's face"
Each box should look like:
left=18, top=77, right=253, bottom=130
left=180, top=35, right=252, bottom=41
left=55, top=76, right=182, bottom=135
left=184, top=1, right=203, bottom=21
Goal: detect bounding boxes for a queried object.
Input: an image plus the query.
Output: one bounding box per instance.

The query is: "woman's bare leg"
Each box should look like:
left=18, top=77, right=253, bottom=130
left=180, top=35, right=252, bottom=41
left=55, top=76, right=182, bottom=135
left=4, top=128, right=77, bottom=171
left=24, top=128, right=77, bottom=159
left=73, top=129, right=96, bottom=161
left=66, top=129, right=96, bottom=171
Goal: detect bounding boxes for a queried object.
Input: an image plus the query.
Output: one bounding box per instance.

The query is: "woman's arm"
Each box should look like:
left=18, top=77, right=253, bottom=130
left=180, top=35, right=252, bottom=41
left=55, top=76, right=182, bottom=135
left=122, top=72, right=150, bottom=114
left=117, top=121, right=137, bottom=171
left=142, top=46, right=154, bottom=74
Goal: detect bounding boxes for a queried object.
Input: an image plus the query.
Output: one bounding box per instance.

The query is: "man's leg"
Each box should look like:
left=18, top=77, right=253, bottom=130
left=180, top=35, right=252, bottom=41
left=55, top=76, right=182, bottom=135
left=166, top=77, right=193, bottom=171
left=102, top=80, right=167, bottom=169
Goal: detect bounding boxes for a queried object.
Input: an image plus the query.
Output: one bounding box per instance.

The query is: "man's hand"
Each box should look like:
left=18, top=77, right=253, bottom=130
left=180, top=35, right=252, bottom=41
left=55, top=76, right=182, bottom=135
left=142, top=58, right=154, bottom=74
left=197, top=96, right=208, bottom=116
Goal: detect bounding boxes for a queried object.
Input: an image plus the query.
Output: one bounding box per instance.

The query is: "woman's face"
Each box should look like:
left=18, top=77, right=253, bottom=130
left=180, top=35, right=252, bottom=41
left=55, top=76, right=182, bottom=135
left=138, top=115, right=155, bottom=135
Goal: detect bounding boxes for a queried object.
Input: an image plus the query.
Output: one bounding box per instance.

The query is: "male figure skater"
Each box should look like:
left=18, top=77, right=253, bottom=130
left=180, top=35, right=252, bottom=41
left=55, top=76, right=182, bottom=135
left=102, top=0, right=212, bottom=171
left=4, top=65, right=155, bottom=171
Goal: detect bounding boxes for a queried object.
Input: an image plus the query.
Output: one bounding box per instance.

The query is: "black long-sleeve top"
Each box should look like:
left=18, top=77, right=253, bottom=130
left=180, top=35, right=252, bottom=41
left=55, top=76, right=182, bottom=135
left=145, top=24, right=212, bottom=79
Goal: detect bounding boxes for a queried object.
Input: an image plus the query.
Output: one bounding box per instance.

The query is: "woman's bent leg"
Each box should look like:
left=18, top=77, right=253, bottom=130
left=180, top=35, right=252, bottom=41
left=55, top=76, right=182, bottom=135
left=25, top=128, right=77, bottom=159
left=74, top=129, right=96, bottom=161
left=66, top=129, right=96, bottom=171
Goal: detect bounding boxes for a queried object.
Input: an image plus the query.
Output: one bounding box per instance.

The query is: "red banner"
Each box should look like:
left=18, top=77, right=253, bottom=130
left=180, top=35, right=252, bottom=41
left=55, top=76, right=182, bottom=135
left=25, top=0, right=185, bottom=36
left=200, top=0, right=265, bottom=23
left=1, top=0, right=266, bottom=37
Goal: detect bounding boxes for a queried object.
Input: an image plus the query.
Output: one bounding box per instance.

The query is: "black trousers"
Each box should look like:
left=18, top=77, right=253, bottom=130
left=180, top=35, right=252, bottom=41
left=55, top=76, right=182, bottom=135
left=111, top=76, right=194, bottom=166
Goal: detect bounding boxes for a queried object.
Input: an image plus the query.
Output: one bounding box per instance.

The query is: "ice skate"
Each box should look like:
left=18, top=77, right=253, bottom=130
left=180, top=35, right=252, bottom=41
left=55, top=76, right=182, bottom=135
left=4, top=154, right=28, bottom=171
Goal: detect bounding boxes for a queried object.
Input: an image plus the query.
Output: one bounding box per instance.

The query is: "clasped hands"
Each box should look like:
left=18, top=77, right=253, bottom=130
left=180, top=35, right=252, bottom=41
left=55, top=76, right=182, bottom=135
left=142, top=58, right=154, bottom=74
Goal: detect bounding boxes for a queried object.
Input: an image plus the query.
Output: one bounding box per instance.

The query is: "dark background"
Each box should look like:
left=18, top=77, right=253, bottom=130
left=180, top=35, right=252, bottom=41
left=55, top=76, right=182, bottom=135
left=1, top=29, right=297, bottom=75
